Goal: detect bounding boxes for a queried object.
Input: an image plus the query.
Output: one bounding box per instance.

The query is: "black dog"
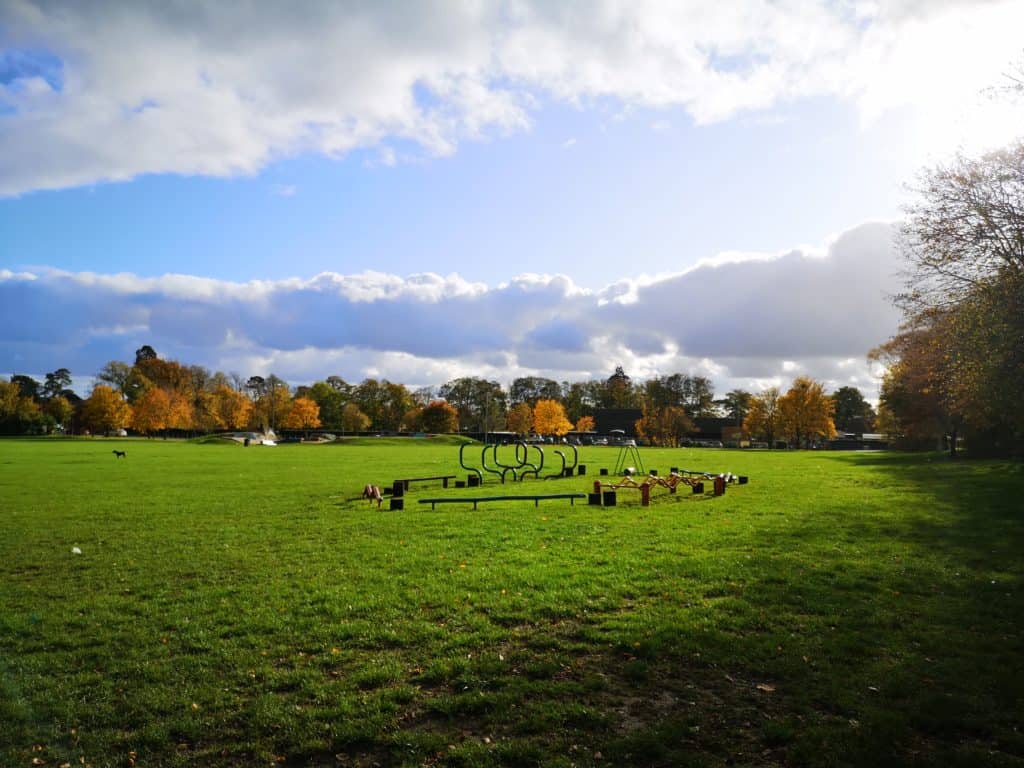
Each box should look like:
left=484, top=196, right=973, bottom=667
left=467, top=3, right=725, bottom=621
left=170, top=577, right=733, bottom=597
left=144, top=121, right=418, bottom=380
left=112, top=450, right=126, bottom=458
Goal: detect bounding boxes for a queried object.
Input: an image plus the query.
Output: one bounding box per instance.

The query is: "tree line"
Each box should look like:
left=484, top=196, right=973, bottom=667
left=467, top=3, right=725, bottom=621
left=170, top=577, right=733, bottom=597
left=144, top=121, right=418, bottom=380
left=2, top=347, right=876, bottom=446
left=870, top=137, right=1024, bottom=457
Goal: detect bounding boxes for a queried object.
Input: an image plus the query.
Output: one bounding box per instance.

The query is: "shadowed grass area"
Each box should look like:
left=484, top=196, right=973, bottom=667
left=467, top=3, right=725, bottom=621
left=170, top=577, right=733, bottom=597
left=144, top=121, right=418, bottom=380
left=1, top=439, right=1022, bottom=766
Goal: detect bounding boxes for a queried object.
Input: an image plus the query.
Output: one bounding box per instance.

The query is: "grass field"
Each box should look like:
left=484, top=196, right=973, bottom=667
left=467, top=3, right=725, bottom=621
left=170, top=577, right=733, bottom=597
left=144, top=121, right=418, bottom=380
left=1, top=438, right=1022, bottom=767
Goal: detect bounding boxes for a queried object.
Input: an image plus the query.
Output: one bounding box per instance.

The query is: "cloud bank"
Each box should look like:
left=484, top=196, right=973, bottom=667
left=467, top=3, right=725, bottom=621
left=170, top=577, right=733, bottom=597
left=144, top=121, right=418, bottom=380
left=2, top=0, right=1021, bottom=195
left=0, top=222, right=901, bottom=397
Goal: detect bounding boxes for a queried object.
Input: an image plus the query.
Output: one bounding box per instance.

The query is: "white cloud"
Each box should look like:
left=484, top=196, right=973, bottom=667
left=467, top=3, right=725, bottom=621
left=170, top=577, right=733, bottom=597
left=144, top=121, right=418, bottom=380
left=0, top=221, right=901, bottom=397
left=1, top=0, right=1021, bottom=195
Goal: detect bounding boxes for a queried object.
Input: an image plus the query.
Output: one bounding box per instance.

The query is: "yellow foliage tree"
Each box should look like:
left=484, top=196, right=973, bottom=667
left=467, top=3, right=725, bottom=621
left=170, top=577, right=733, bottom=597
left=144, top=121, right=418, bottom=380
left=45, top=395, right=74, bottom=430
left=635, top=406, right=694, bottom=447
left=283, top=397, right=322, bottom=429
left=575, top=415, right=595, bottom=433
left=82, top=385, right=132, bottom=434
left=415, top=401, right=459, bottom=433
left=253, top=383, right=292, bottom=432
left=166, top=391, right=194, bottom=431
left=209, top=384, right=253, bottom=430
left=131, top=387, right=170, bottom=434
left=743, top=387, right=782, bottom=445
left=532, top=399, right=573, bottom=436
left=506, top=402, right=534, bottom=436
left=778, top=377, right=837, bottom=448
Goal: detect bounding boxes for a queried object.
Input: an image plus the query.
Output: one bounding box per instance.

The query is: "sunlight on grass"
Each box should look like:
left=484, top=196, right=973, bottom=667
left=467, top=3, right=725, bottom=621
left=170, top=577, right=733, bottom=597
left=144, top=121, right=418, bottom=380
left=1, top=439, right=1021, bottom=766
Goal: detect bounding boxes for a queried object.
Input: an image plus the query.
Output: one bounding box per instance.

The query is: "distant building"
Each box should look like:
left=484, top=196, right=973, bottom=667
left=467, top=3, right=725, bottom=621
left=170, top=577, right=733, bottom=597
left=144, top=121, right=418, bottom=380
left=828, top=434, right=890, bottom=450
left=689, top=417, right=733, bottom=441
left=593, top=409, right=643, bottom=436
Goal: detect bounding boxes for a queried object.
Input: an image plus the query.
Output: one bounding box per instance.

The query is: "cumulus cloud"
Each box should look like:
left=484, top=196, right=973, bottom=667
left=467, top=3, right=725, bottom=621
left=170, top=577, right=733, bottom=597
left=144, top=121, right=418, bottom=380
left=0, top=221, right=901, bottom=397
left=1, top=0, right=1021, bottom=195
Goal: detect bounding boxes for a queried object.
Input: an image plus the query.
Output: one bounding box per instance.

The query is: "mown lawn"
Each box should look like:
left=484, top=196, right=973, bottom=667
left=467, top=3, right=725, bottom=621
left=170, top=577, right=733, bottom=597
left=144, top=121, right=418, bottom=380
left=1, top=438, right=1022, bottom=767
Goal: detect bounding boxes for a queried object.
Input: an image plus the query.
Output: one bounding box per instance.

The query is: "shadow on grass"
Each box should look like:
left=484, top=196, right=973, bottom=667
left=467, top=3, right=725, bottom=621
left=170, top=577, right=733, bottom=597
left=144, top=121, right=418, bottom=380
left=352, top=453, right=1024, bottom=767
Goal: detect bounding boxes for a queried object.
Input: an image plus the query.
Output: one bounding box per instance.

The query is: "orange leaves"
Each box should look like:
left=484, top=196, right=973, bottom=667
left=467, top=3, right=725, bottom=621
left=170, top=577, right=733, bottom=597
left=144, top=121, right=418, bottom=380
left=778, top=377, right=836, bottom=446
left=575, top=415, right=596, bottom=433
left=81, top=385, right=132, bottom=434
left=506, top=402, right=534, bottom=436
left=282, top=397, right=321, bottom=429
left=414, top=400, right=459, bottom=433
left=635, top=406, right=693, bottom=447
left=211, top=384, right=254, bottom=430
left=532, top=399, right=573, bottom=437
left=130, top=387, right=171, bottom=434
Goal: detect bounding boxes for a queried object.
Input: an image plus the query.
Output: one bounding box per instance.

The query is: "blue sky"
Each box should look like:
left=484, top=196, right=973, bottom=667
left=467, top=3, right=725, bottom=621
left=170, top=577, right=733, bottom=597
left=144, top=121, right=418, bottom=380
left=3, top=97, right=915, bottom=287
left=1, top=0, right=1022, bottom=395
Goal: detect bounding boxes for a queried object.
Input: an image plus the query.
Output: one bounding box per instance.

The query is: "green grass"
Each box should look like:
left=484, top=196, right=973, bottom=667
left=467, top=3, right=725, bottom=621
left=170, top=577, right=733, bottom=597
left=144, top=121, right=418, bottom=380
left=1, top=438, right=1022, bottom=767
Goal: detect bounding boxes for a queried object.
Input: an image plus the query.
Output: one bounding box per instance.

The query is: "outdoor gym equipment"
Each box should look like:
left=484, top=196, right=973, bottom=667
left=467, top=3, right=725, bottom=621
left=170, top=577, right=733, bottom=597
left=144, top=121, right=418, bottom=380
left=459, top=440, right=581, bottom=485
left=418, top=493, right=586, bottom=510
left=612, top=440, right=644, bottom=476
left=459, top=443, right=484, bottom=485
left=515, top=442, right=543, bottom=480
left=544, top=443, right=579, bottom=479
left=482, top=443, right=529, bottom=483
left=674, top=468, right=749, bottom=485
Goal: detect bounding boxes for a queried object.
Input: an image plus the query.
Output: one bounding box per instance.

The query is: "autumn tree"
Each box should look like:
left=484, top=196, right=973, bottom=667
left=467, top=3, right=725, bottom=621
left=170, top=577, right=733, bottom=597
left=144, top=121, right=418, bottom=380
left=340, top=402, right=371, bottom=434
left=133, top=355, right=190, bottom=397
left=45, top=395, right=74, bottom=430
left=82, top=385, right=132, bottom=435
left=506, top=402, right=534, bottom=437
left=167, top=392, right=194, bottom=431
left=879, top=138, right=1024, bottom=455
left=283, top=397, right=321, bottom=429
left=635, top=406, right=694, bottom=447
left=870, top=319, right=955, bottom=450
left=0, top=379, right=45, bottom=434
left=416, top=400, right=459, bottom=433
left=251, top=375, right=291, bottom=431
left=131, top=387, right=171, bottom=434
left=778, top=377, right=837, bottom=448
left=533, top=399, right=573, bottom=436
left=209, top=384, right=253, bottom=430
left=743, top=388, right=782, bottom=446
left=575, top=415, right=596, bottom=433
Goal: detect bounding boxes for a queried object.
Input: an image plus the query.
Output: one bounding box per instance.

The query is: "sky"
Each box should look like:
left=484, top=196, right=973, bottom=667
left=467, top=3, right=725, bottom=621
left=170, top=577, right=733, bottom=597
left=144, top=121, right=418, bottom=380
left=2, top=0, right=1023, bottom=399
